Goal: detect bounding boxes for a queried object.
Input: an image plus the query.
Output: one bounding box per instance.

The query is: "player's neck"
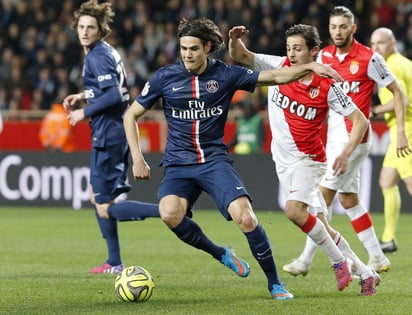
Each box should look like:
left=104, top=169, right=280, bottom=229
left=82, top=40, right=100, bottom=55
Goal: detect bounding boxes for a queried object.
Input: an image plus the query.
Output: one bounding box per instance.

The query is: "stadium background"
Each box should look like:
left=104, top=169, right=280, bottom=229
left=0, top=0, right=411, bottom=211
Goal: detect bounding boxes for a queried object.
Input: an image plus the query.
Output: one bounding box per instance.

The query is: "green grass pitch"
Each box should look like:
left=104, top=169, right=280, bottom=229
left=1, top=207, right=411, bottom=314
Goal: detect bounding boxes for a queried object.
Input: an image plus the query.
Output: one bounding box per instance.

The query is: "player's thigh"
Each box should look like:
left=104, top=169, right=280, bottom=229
left=278, top=159, right=326, bottom=209
left=379, top=166, right=400, bottom=188
left=321, top=142, right=368, bottom=193
left=199, top=160, right=251, bottom=220
left=159, top=167, right=202, bottom=218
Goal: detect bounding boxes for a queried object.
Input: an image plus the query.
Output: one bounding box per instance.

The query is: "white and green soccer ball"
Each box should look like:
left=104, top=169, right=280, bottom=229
left=114, top=266, right=154, bottom=302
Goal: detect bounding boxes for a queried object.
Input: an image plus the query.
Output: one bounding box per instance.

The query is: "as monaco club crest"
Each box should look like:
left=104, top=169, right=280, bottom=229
left=350, top=61, right=359, bottom=74
left=309, top=87, right=320, bottom=99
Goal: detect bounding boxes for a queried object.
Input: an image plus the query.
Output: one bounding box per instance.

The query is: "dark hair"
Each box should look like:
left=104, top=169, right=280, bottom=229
left=330, top=6, right=354, bottom=24
left=285, top=24, right=321, bottom=50
left=177, top=17, right=225, bottom=53
left=72, top=0, right=114, bottom=38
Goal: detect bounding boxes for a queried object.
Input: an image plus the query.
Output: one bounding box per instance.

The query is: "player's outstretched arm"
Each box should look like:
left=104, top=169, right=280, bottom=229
left=257, top=62, right=343, bottom=86
left=228, top=26, right=255, bottom=68
left=123, top=100, right=151, bottom=180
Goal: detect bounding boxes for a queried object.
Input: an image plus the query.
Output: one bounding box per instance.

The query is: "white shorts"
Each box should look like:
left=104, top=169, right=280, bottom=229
left=276, top=157, right=327, bottom=210
left=320, top=140, right=370, bottom=194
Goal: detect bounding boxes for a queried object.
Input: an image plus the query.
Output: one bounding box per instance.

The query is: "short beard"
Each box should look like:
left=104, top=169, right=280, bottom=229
left=334, top=37, right=351, bottom=49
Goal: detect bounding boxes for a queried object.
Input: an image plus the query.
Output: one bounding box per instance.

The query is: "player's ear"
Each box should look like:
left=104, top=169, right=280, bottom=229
left=352, top=23, right=357, bottom=35
left=205, top=41, right=212, bottom=54
left=311, top=46, right=320, bottom=59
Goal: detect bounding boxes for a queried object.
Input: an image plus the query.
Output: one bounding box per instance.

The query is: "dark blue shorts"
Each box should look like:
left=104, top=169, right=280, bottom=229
left=90, top=142, right=132, bottom=204
left=158, top=159, right=251, bottom=220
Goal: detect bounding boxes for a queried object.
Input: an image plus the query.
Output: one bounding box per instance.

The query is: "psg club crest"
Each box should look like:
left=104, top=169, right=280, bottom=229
left=309, top=87, right=320, bottom=99
left=205, top=80, right=219, bottom=93
left=349, top=61, right=359, bottom=74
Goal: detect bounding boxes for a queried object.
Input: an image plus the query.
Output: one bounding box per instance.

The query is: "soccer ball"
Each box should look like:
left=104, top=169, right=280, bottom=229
left=234, top=142, right=252, bottom=154
left=114, top=266, right=154, bottom=302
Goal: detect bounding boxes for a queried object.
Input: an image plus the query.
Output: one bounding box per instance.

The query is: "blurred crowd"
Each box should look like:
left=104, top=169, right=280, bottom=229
left=1, top=0, right=412, bottom=117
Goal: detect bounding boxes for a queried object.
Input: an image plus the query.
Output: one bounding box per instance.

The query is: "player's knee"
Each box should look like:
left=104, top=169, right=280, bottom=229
left=228, top=197, right=257, bottom=230
left=284, top=201, right=307, bottom=226
left=338, top=193, right=358, bottom=209
left=159, top=203, right=185, bottom=228
left=160, top=210, right=184, bottom=227
left=406, top=185, right=412, bottom=196
left=95, top=204, right=110, bottom=219
left=97, top=210, right=109, bottom=219
left=233, top=211, right=257, bottom=231
left=378, top=170, right=399, bottom=189
left=284, top=207, right=297, bottom=222
left=284, top=204, right=298, bottom=221
left=378, top=177, right=390, bottom=189
left=320, top=187, right=335, bottom=205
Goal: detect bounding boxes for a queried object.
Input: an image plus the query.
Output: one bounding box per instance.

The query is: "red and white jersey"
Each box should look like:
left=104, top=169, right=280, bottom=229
left=318, top=40, right=395, bottom=144
left=254, top=53, right=357, bottom=166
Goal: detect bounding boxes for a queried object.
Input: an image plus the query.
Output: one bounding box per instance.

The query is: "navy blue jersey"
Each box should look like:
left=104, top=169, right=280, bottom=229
left=83, top=40, right=129, bottom=148
left=137, top=59, right=259, bottom=166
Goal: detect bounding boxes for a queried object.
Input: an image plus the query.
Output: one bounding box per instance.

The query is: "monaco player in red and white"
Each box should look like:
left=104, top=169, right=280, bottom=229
left=281, top=6, right=410, bottom=277
left=229, top=23, right=380, bottom=295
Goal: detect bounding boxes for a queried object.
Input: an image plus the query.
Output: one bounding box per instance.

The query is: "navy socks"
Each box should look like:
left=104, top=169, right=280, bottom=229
left=245, top=224, right=280, bottom=290
left=171, top=216, right=225, bottom=260
left=95, top=201, right=159, bottom=266
left=108, top=200, right=159, bottom=221
left=94, top=206, right=121, bottom=266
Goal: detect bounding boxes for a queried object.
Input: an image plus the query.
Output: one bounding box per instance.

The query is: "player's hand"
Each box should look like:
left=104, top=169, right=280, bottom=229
left=63, top=93, right=83, bottom=110
left=132, top=159, right=151, bottom=180
left=67, top=109, right=85, bottom=126
left=332, top=155, right=349, bottom=176
left=309, top=62, right=343, bottom=82
left=396, top=132, right=412, bottom=157
left=229, top=26, right=249, bottom=40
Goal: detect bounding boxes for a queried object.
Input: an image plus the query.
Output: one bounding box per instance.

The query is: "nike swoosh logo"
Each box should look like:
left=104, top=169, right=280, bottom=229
left=289, top=190, right=299, bottom=193
left=257, top=249, right=270, bottom=257
left=172, top=86, right=184, bottom=91
left=236, top=186, right=244, bottom=190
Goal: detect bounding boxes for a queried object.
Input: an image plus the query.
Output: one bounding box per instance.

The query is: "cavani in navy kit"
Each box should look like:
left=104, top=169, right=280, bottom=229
left=124, top=17, right=343, bottom=300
